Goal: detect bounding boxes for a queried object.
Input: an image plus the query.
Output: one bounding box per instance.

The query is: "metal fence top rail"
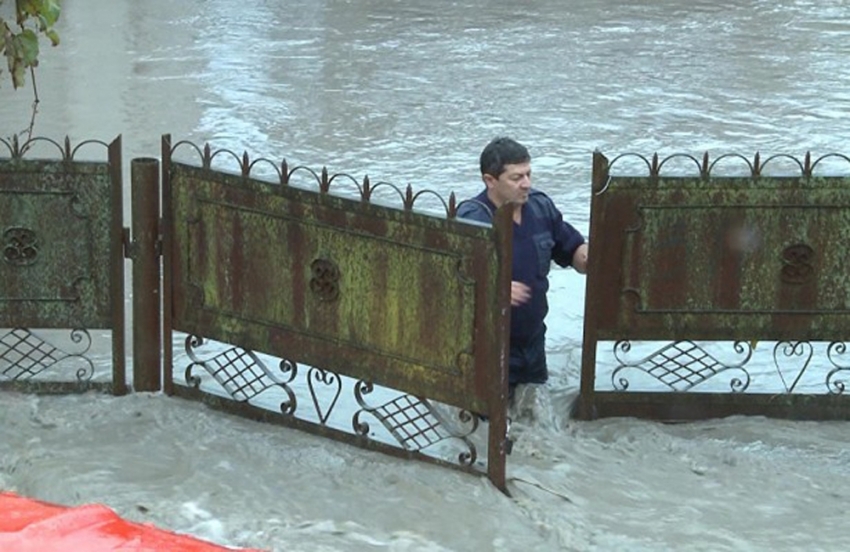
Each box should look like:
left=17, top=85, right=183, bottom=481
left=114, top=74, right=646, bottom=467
left=0, top=136, right=118, bottom=162
left=598, top=151, right=850, bottom=180
left=167, top=137, right=477, bottom=220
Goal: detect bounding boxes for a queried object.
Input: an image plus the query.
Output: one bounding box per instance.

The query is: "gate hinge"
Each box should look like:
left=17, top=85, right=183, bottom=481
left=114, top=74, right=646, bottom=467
left=122, top=228, right=162, bottom=259
left=122, top=227, right=135, bottom=259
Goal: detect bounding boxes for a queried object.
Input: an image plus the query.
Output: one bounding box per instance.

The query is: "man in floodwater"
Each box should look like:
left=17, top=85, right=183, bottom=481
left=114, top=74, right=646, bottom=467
left=457, top=137, right=589, bottom=399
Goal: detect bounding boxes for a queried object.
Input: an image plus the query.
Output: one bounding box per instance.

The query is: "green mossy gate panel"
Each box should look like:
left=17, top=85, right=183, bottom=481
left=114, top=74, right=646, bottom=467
left=579, top=152, right=850, bottom=421
left=0, top=161, right=114, bottom=328
left=592, top=175, right=850, bottom=343
left=169, top=164, right=501, bottom=412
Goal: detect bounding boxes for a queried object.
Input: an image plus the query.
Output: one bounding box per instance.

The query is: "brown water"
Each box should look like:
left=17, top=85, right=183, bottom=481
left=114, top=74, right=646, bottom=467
left=3, top=1, right=850, bottom=550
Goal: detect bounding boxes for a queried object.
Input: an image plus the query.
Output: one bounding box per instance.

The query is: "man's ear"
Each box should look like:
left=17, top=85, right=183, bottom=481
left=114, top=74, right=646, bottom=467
left=482, top=173, right=497, bottom=189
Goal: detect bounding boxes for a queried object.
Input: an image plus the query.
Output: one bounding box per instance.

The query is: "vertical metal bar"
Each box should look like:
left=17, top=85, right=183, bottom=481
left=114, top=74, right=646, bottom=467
left=108, top=136, right=127, bottom=396
left=131, top=157, right=162, bottom=392
left=161, top=135, right=174, bottom=395
left=487, top=204, right=513, bottom=492
left=576, top=151, right=609, bottom=420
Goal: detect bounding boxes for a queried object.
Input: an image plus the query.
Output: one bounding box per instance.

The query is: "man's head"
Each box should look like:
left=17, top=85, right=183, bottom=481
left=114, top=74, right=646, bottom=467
left=480, top=137, right=532, bottom=208
left=480, top=136, right=530, bottom=178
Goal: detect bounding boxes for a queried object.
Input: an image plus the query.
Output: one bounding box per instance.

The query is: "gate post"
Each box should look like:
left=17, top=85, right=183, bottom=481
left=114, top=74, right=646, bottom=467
left=576, top=151, right=609, bottom=420
left=131, top=157, right=162, bottom=392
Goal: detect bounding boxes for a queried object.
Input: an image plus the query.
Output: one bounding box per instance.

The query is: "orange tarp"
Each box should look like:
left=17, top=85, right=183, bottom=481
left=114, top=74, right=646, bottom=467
left=0, top=492, right=264, bottom=552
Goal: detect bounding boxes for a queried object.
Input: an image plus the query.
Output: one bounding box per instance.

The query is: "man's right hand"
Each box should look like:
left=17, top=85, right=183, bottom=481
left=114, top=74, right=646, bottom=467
left=511, top=281, right=531, bottom=306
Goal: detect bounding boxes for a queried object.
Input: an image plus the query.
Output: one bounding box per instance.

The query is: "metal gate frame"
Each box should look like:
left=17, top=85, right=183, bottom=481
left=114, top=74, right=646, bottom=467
left=11, top=137, right=850, bottom=488
left=0, top=136, right=126, bottom=394
left=1, top=133, right=515, bottom=491
left=578, top=150, right=850, bottom=421
left=158, top=135, right=515, bottom=490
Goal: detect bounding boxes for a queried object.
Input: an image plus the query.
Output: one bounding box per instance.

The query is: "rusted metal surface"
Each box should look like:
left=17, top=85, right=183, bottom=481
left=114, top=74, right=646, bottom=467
left=579, top=151, right=850, bottom=420
left=130, top=157, right=162, bottom=392
left=572, top=391, right=850, bottom=421
left=161, top=136, right=512, bottom=490
left=0, top=136, right=126, bottom=394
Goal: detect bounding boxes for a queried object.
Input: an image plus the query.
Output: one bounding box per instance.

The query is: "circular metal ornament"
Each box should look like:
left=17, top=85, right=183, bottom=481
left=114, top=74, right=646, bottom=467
left=780, top=243, right=814, bottom=285
left=310, top=258, right=340, bottom=301
left=3, top=227, right=39, bottom=266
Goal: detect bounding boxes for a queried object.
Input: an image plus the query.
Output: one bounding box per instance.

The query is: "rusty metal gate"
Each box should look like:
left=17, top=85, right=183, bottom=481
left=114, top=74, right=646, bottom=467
left=1, top=133, right=514, bottom=489
left=0, top=136, right=126, bottom=394
left=10, top=135, right=850, bottom=486
left=578, top=151, right=850, bottom=421
left=159, top=136, right=514, bottom=489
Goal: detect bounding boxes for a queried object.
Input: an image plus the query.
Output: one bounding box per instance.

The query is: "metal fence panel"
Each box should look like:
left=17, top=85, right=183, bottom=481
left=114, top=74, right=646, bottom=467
left=0, top=137, right=125, bottom=393
left=578, top=151, right=850, bottom=420
left=161, top=137, right=512, bottom=489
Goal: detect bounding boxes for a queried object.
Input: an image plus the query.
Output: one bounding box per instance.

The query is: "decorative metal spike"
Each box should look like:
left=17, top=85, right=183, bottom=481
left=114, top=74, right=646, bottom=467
left=64, top=136, right=72, bottom=161
left=404, top=184, right=414, bottom=210
left=362, top=175, right=371, bottom=202
left=203, top=143, right=212, bottom=169
left=242, top=151, right=250, bottom=177
left=753, top=152, right=761, bottom=177
left=448, top=191, right=457, bottom=218
left=650, top=152, right=659, bottom=177
left=320, top=167, right=330, bottom=193
left=280, top=159, right=289, bottom=185
left=804, top=151, right=812, bottom=177
left=702, top=151, right=710, bottom=179
left=11, top=134, right=20, bottom=159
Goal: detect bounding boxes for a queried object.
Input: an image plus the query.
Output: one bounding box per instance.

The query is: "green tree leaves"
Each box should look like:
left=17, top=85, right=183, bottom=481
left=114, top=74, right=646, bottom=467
left=2, top=0, right=61, bottom=88
left=5, top=29, right=39, bottom=88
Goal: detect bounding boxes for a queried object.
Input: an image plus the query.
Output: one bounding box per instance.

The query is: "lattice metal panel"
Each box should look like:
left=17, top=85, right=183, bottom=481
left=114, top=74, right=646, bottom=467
left=0, top=327, right=95, bottom=384
left=180, top=334, right=480, bottom=468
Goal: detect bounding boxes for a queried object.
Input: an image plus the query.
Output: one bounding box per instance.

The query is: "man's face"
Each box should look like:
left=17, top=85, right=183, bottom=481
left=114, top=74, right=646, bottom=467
left=484, top=161, right=532, bottom=207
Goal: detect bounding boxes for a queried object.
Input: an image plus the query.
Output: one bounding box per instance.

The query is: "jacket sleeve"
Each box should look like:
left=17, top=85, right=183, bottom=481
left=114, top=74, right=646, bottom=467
left=456, top=198, right=494, bottom=225
left=539, top=195, right=585, bottom=268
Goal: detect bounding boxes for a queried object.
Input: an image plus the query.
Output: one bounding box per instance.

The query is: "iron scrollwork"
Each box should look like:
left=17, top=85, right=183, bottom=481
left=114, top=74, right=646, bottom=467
left=0, top=327, right=94, bottom=383
left=184, top=334, right=298, bottom=415
left=611, top=340, right=752, bottom=393
left=3, top=227, right=39, bottom=266
left=308, top=367, right=341, bottom=424
left=780, top=244, right=815, bottom=285
left=178, top=338, right=483, bottom=468
left=826, top=341, right=850, bottom=394
left=773, top=341, right=813, bottom=393
left=309, top=258, right=340, bottom=301
left=352, top=380, right=478, bottom=467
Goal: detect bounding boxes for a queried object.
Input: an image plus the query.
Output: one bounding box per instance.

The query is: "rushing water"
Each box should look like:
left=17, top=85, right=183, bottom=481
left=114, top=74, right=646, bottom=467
left=3, top=0, right=850, bottom=550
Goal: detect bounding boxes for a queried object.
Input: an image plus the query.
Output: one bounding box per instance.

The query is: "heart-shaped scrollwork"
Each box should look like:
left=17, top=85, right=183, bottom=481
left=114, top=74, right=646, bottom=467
left=308, top=367, right=342, bottom=424
left=773, top=341, right=813, bottom=392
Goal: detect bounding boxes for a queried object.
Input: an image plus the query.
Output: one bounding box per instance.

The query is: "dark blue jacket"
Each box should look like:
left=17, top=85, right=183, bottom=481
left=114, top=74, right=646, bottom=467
left=457, top=189, right=585, bottom=344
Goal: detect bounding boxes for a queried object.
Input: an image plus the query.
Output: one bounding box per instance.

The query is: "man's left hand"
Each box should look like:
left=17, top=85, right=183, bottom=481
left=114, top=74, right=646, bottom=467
left=572, top=243, right=588, bottom=274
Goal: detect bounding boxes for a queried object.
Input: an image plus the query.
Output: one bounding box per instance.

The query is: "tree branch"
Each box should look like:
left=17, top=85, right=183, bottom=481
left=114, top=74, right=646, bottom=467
left=25, top=65, right=40, bottom=142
